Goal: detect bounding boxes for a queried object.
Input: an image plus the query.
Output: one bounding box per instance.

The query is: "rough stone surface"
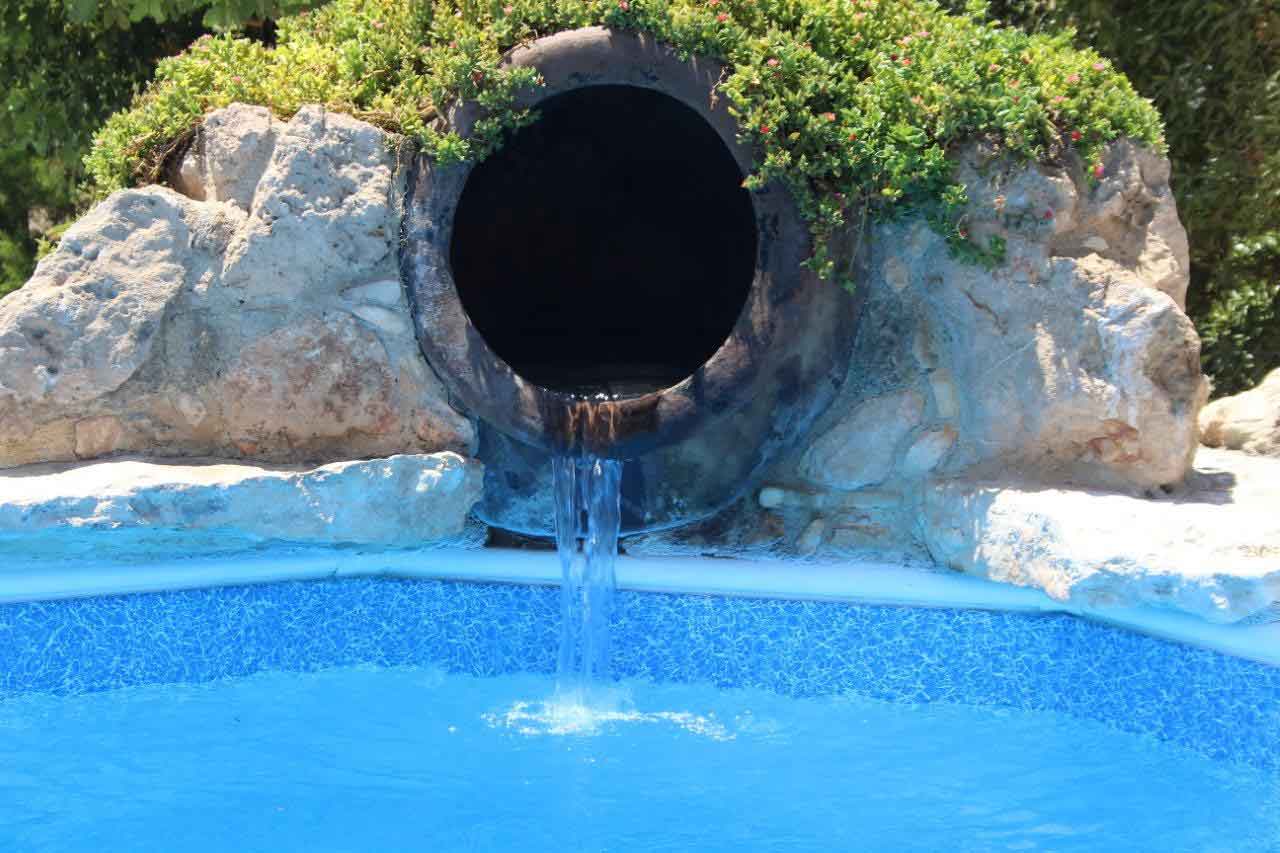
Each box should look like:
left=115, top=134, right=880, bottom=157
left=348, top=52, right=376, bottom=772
left=778, top=138, right=1206, bottom=498
left=0, top=452, right=482, bottom=547
left=920, top=448, right=1280, bottom=624
left=799, top=390, right=925, bottom=490
left=0, top=104, right=472, bottom=468
left=635, top=138, right=1215, bottom=584
left=1200, top=368, right=1280, bottom=457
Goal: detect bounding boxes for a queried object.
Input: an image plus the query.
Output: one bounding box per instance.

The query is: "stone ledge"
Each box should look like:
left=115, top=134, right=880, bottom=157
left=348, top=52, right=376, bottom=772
left=922, top=448, right=1280, bottom=624
left=0, top=452, right=482, bottom=547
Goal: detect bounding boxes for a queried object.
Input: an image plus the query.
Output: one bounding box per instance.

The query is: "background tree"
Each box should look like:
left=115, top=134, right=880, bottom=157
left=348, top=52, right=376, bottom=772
left=0, top=0, right=316, bottom=297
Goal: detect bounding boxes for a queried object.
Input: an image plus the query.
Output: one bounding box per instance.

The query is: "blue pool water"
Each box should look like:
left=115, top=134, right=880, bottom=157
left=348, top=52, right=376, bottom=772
left=2, top=577, right=1279, bottom=851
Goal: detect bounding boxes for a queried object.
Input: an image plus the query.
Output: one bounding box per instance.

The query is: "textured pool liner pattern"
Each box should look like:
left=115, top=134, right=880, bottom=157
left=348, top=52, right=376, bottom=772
left=2, top=578, right=1277, bottom=769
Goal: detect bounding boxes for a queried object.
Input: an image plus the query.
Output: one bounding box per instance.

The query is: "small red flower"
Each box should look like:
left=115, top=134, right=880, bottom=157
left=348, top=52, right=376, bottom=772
left=760, top=124, right=772, bottom=134
left=848, top=132, right=858, bottom=141
left=618, top=0, right=629, bottom=9
left=822, top=112, right=836, bottom=122
left=472, top=70, right=484, bottom=85
left=1070, top=130, right=1082, bottom=141
left=717, top=11, right=729, bottom=22
left=1066, top=73, right=1080, bottom=84
left=709, top=0, right=720, bottom=5
left=901, top=57, right=911, bottom=66
left=1093, top=163, right=1105, bottom=178
left=1043, top=209, right=1055, bottom=220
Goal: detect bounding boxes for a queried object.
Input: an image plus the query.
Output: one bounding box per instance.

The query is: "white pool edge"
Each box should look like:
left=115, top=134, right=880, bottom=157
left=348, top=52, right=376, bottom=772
left=3, top=547, right=1278, bottom=668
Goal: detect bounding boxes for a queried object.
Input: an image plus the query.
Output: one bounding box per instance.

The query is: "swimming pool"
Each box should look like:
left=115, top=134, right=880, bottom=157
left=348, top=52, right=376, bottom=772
left=3, top=573, right=1278, bottom=851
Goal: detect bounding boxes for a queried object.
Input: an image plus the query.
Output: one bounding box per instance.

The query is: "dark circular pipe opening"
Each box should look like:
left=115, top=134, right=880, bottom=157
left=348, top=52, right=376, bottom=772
left=449, top=85, right=758, bottom=396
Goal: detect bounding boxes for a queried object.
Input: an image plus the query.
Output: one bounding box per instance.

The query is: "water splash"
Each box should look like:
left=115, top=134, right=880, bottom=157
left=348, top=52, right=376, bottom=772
left=552, top=453, right=622, bottom=694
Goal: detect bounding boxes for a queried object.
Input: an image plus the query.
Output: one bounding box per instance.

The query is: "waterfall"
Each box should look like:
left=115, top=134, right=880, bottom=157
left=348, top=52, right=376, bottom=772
left=552, top=453, right=622, bottom=693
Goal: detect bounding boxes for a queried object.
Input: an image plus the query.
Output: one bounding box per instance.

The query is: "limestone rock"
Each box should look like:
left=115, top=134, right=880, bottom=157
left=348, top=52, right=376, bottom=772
left=0, top=105, right=472, bottom=469
left=828, top=139, right=1205, bottom=492
left=800, top=389, right=925, bottom=490
left=1200, top=368, right=1280, bottom=457
left=919, top=448, right=1280, bottom=624
left=174, top=103, right=278, bottom=209
left=0, top=452, right=483, bottom=547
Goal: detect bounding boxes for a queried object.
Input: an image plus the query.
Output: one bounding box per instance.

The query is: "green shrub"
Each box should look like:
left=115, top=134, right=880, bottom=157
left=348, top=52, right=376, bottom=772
left=86, top=0, right=1164, bottom=282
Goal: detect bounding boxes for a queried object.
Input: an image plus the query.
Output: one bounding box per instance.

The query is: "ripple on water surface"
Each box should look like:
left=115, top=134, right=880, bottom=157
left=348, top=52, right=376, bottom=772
left=1, top=664, right=1277, bottom=852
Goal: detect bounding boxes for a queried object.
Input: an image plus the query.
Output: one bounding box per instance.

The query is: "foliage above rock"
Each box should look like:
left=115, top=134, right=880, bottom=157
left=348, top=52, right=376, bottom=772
left=87, top=0, right=1164, bottom=277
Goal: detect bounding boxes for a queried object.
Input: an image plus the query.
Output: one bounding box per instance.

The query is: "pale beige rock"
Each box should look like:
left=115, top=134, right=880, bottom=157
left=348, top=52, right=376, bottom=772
left=74, top=416, right=124, bottom=460
left=174, top=103, right=278, bottom=209
left=0, top=104, right=472, bottom=469
left=1200, top=368, right=1280, bottom=457
left=920, top=448, right=1280, bottom=624
left=842, top=140, right=1206, bottom=492
left=0, top=452, right=483, bottom=547
left=901, top=426, right=957, bottom=475
left=800, top=389, right=925, bottom=490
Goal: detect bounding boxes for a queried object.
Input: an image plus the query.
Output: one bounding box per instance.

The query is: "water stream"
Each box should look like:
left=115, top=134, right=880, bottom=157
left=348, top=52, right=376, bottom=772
left=552, top=453, right=622, bottom=696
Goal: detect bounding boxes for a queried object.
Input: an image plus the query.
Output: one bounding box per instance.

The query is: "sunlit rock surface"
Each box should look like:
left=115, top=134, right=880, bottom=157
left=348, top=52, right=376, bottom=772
left=1200, top=368, right=1280, bottom=457
left=0, top=105, right=472, bottom=468
left=0, top=452, right=482, bottom=547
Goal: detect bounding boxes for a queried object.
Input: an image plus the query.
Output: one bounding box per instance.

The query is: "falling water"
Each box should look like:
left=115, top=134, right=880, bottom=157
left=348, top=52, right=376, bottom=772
left=552, top=453, right=622, bottom=694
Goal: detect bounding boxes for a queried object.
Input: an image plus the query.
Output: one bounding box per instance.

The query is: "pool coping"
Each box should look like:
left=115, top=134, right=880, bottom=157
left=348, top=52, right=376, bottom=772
left=3, top=546, right=1277, bottom=668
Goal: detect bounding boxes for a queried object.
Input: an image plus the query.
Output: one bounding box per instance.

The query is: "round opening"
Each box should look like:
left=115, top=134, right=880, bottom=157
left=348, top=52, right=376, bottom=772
left=449, top=85, right=758, bottom=396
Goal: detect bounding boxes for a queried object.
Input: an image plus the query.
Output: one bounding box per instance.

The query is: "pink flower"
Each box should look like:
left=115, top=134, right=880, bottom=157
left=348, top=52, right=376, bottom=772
left=1043, top=209, right=1054, bottom=220
left=709, top=0, right=720, bottom=5
left=618, top=0, right=629, bottom=9
left=760, top=124, right=772, bottom=134
left=1092, top=61, right=1106, bottom=71
left=1052, top=95, right=1066, bottom=104
left=767, top=58, right=780, bottom=67
left=231, top=75, right=243, bottom=85
left=822, top=112, right=837, bottom=122
left=717, top=12, right=729, bottom=22
left=988, top=63, right=999, bottom=72
left=504, top=4, right=514, bottom=13
left=901, top=57, right=912, bottom=66
left=916, top=30, right=930, bottom=38
left=1066, top=73, right=1080, bottom=84
left=1093, top=163, right=1105, bottom=178
left=372, top=19, right=384, bottom=29
left=1070, top=130, right=1082, bottom=141
left=853, top=12, right=866, bottom=21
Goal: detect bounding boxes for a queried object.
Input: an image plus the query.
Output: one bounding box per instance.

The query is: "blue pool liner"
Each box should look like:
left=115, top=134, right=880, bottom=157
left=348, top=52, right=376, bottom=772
left=2, top=577, right=1278, bottom=769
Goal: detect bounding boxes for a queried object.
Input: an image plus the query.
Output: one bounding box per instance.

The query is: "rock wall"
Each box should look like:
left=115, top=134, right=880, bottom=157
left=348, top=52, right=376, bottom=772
left=0, top=105, right=472, bottom=468
left=1200, top=368, right=1280, bottom=457
left=631, top=139, right=1209, bottom=560
left=0, top=104, right=1209, bottom=575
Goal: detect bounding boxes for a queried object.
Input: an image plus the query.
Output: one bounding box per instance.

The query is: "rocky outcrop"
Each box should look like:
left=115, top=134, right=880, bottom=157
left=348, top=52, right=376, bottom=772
left=1200, top=368, right=1280, bottom=457
left=0, top=452, right=482, bottom=547
left=919, top=448, right=1280, bottom=624
left=0, top=104, right=472, bottom=469
left=633, top=139, right=1210, bottom=563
